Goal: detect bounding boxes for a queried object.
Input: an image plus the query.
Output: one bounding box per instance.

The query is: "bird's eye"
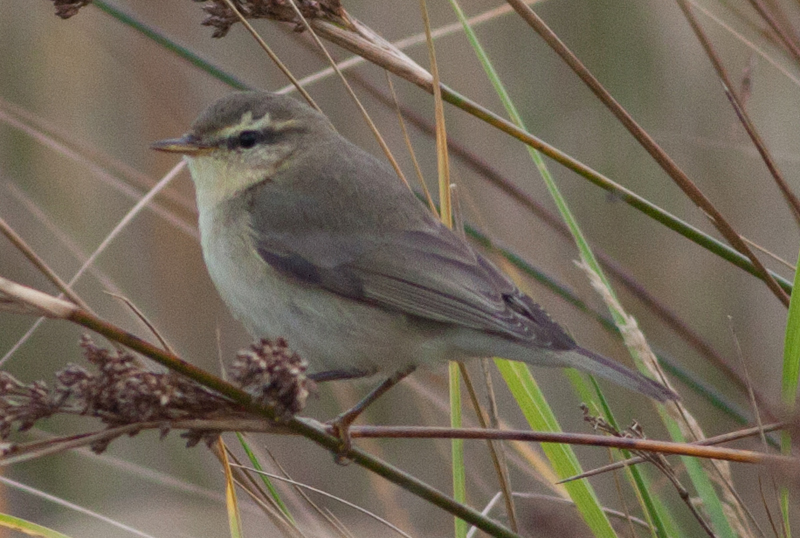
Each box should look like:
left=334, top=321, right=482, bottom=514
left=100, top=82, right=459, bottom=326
left=237, top=130, right=259, bottom=149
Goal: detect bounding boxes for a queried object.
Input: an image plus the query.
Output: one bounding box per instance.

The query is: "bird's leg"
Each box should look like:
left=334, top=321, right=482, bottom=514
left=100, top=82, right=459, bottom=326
left=308, top=369, right=371, bottom=382
left=329, top=365, right=417, bottom=460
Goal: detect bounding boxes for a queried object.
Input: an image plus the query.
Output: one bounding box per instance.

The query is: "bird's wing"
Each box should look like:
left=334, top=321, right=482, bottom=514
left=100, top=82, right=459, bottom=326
left=252, top=220, right=574, bottom=348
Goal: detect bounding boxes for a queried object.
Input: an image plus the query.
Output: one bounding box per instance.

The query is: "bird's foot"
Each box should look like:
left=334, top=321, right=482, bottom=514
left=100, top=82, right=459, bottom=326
left=328, top=411, right=359, bottom=465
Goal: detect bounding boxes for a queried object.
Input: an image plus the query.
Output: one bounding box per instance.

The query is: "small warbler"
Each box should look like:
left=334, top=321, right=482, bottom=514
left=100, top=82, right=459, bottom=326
left=152, top=91, right=677, bottom=438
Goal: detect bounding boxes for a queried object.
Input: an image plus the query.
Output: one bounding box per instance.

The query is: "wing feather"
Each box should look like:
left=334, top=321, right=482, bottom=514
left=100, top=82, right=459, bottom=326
left=253, top=219, right=572, bottom=347
left=243, top=154, right=572, bottom=348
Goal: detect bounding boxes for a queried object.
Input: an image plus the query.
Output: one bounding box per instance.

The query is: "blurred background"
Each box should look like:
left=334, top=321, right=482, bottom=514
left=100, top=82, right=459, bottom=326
left=1, top=1, right=799, bottom=536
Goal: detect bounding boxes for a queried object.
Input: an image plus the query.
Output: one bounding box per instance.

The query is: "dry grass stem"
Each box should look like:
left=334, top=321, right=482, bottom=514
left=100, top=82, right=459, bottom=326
left=507, top=0, right=790, bottom=308
left=560, top=422, right=786, bottom=483
left=0, top=275, right=77, bottom=318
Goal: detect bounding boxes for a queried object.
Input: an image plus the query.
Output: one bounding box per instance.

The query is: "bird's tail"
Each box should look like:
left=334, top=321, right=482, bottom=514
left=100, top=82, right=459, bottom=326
left=557, top=347, right=679, bottom=402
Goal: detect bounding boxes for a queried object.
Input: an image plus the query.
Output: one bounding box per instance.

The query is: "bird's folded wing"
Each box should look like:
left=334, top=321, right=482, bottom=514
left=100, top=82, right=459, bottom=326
left=254, top=225, right=562, bottom=343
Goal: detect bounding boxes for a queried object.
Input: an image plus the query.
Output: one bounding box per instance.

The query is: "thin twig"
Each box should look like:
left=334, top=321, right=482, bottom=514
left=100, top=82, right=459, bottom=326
left=220, top=0, right=320, bottom=110
left=728, top=317, right=774, bottom=537
left=0, top=216, right=89, bottom=310
left=286, top=0, right=412, bottom=191
left=386, top=73, right=436, bottom=215
left=1, top=162, right=186, bottom=366
left=741, top=236, right=796, bottom=272
left=232, top=466, right=414, bottom=538
left=0, top=275, right=522, bottom=538
left=502, top=0, right=790, bottom=307
left=105, top=292, right=175, bottom=354
left=0, top=413, right=786, bottom=467
left=743, top=0, right=800, bottom=65
left=559, top=422, right=787, bottom=483
left=346, top=426, right=784, bottom=464
left=676, top=0, right=800, bottom=228
left=584, top=413, right=718, bottom=537
left=218, top=446, right=305, bottom=538
left=459, top=363, right=519, bottom=532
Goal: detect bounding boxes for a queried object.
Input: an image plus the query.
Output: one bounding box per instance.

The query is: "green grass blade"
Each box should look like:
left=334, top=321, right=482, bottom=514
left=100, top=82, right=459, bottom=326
left=581, top=375, right=675, bottom=538
left=98, top=0, right=792, bottom=296
left=662, top=416, right=737, bottom=538
left=782, top=260, right=800, bottom=408
left=236, top=432, right=296, bottom=523
left=497, top=360, right=617, bottom=537
left=448, top=2, right=744, bottom=535
left=450, top=361, right=468, bottom=538
left=450, top=1, right=670, bottom=534
left=93, top=1, right=249, bottom=90
left=0, top=513, right=73, bottom=538
left=780, top=255, right=800, bottom=537
left=570, top=367, right=680, bottom=537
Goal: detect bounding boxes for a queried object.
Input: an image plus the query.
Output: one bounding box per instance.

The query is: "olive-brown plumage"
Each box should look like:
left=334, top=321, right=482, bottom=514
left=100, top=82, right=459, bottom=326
left=152, top=91, right=678, bottom=414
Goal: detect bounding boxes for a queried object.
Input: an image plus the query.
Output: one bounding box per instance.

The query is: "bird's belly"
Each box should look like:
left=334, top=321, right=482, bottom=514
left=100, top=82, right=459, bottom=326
left=200, top=211, right=449, bottom=375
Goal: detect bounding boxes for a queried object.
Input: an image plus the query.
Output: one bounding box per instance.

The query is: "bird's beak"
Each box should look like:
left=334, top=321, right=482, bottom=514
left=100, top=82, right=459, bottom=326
left=151, top=135, right=213, bottom=156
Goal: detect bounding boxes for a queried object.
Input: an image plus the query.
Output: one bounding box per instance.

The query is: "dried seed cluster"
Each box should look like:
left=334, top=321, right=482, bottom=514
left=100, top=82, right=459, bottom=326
left=198, top=0, right=345, bottom=37
left=0, top=335, right=313, bottom=453
left=50, top=0, right=344, bottom=36
left=72, top=336, right=231, bottom=425
left=52, top=0, right=91, bottom=18
left=0, top=373, right=56, bottom=439
left=230, top=338, right=315, bottom=421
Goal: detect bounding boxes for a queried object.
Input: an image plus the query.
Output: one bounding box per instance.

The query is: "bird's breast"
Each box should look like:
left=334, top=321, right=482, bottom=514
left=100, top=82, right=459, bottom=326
left=199, top=203, right=290, bottom=337
left=196, top=202, right=455, bottom=375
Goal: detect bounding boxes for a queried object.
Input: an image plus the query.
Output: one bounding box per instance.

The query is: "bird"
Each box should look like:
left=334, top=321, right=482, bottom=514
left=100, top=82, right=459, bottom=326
left=151, top=91, right=677, bottom=445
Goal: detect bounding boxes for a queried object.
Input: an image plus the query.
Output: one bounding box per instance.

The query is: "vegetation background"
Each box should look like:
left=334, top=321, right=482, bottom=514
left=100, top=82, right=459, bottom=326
left=0, top=0, right=798, bottom=537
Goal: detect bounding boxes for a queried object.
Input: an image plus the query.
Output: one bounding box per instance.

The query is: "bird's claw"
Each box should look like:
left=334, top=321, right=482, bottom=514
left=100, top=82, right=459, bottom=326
left=328, top=412, right=357, bottom=465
